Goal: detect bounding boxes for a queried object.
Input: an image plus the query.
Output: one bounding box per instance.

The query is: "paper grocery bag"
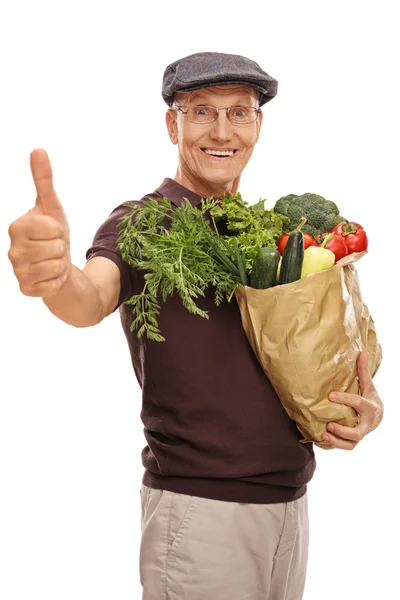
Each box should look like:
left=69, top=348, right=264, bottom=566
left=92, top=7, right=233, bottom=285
left=234, top=251, right=382, bottom=443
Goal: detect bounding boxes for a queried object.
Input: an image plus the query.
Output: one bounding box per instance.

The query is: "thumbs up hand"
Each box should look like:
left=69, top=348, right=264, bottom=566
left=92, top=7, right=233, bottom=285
left=8, top=149, right=72, bottom=298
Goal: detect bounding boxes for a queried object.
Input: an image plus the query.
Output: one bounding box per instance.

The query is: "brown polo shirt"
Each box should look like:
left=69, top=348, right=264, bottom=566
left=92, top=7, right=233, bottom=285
left=86, top=178, right=316, bottom=504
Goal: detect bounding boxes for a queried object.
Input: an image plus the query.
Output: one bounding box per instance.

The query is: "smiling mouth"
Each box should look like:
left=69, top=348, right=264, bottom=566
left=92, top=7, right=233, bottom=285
left=201, top=148, right=238, bottom=157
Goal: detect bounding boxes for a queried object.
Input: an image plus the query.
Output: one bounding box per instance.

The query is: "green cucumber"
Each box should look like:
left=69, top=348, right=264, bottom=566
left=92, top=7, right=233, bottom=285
left=250, top=247, right=281, bottom=289
left=278, top=217, right=306, bottom=285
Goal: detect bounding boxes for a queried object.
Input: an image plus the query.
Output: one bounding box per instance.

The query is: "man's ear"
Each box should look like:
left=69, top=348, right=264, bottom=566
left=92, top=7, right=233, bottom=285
left=256, top=109, right=263, bottom=142
left=166, top=109, right=178, bottom=145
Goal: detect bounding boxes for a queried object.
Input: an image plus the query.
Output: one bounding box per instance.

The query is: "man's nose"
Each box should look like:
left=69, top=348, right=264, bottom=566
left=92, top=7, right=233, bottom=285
left=209, top=110, right=234, bottom=140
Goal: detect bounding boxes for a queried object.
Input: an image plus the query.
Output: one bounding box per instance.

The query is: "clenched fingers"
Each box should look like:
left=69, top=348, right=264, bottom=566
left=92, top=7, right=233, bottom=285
left=8, top=214, right=64, bottom=241
left=17, top=258, right=71, bottom=297
left=8, top=238, right=67, bottom=265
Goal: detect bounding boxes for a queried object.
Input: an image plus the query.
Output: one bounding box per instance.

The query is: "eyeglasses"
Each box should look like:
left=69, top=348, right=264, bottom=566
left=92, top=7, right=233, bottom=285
left=175, top=105, right=261, bottom=125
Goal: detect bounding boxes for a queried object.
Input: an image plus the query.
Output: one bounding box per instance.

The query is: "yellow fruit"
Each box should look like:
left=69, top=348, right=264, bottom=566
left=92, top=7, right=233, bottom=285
left=300, top=246, right=335, bottom=278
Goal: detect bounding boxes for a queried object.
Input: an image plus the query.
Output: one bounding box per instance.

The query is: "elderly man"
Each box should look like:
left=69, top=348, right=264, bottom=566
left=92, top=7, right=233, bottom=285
left=8, top=52, right=383, bottom=599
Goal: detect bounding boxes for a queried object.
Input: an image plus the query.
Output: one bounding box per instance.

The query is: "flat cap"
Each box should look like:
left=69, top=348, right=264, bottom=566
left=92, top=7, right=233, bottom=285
left=162, top=51, right=278, bottom=107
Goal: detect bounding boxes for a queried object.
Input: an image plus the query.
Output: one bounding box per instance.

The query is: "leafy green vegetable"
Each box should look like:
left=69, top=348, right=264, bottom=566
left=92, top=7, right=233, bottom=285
left=210, top=192, right=290, bottom=272
left=273, top=192, right=346, bottom=238
left=116, top=193, right=289, bottom=342
left=117, top=197, right=242, bottom=341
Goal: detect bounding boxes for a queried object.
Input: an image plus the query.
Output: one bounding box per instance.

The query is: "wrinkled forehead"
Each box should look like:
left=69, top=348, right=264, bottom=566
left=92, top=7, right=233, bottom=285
left=175, top=84, right=259, bottom=106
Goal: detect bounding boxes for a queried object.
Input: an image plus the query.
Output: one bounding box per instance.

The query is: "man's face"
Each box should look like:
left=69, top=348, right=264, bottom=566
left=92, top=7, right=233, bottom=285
left=166, top=85, right=263, bottom=196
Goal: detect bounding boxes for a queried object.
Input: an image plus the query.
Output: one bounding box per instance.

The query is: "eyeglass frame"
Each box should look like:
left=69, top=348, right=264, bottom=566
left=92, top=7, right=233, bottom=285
left=174, top=104, right=262, bottom=125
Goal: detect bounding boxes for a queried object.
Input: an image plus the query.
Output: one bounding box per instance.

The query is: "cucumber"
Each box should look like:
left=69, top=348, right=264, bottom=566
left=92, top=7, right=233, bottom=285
left=250, top=247, right=281, bottom=289
left=278, top=217, right=306, bottom=284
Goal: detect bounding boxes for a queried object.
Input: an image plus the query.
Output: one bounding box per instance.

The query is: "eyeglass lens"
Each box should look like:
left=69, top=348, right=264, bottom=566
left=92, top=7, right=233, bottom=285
left=186, top=106, right=258, bottom=124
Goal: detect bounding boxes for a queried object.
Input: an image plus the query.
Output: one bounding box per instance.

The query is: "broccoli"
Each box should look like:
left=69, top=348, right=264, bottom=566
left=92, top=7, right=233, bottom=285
left=273, top=192, right=346, bottom=238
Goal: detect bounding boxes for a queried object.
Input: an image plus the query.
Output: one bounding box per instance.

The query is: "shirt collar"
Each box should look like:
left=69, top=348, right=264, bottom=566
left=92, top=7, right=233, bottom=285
left=155, top=178, right=204, bottom=208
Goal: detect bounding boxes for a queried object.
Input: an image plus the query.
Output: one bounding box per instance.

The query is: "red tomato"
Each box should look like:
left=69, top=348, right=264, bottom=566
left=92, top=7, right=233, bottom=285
left=277, top=232, right=318, bottom=255
left=331, top=221, right=365, bottom=235
left=317, top=232, right=348, bottom=262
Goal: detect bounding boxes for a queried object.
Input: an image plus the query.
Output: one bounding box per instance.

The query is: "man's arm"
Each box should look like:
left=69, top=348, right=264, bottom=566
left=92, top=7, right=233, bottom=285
left=8, top=149, right=121, bottom=328
left=42, top=257, right=121, bottom=327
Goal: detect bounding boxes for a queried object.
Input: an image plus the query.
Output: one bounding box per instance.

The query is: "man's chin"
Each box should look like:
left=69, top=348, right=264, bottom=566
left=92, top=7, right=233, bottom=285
left=200, top=169, right=239, bottom=188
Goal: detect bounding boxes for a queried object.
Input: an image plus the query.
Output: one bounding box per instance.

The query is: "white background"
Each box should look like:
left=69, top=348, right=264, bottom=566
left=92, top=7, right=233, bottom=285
left=1, top=1, right=399, bottom=598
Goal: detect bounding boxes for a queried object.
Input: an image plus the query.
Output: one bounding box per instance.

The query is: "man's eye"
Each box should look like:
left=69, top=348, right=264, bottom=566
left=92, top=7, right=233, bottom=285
left=195, top=107, right=211, bottom=116
left=232, top=107, right=247, bottom=118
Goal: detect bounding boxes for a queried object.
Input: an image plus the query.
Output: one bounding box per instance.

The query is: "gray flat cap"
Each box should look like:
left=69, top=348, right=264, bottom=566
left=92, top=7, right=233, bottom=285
left=162, top=51, right=278, bottom=107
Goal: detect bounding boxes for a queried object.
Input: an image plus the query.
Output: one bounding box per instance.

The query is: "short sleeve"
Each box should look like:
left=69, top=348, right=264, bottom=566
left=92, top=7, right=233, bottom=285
left=85, top=202, right=143, bottom=311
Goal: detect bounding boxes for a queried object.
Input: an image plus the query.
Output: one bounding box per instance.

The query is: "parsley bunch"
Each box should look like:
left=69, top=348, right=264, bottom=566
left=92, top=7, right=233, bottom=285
left=210, top=192, right=289, bottom=273
left=116, top=193, right=288, bottom=342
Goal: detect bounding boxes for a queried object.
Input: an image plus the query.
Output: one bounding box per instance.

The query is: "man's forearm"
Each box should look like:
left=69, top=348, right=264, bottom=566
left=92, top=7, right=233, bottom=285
left=42, top=265, right=104, bottom=327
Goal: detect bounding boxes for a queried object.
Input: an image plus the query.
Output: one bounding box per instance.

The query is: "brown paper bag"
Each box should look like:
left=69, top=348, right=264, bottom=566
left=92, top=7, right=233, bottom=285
left=234, top=251, right=382, bottom=443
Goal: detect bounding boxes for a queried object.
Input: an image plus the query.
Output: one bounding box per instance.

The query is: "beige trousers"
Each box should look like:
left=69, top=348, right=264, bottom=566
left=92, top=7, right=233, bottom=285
left=139, top=484, right=309, bottom=600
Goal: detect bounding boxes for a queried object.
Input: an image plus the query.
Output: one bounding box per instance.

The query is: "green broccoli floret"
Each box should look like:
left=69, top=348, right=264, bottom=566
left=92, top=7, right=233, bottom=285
left=273, top=192, right=346, bottom=238
left=273, top=194, right=298, bottom=216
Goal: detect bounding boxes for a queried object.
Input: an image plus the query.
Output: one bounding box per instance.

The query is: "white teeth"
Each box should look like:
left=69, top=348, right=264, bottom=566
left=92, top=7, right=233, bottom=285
left=204, top=149, right=235, bottom=156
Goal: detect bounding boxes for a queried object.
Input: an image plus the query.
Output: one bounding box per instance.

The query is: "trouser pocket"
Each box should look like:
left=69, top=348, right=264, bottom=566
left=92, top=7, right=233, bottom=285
left=139, top=486, right=198, bottom=598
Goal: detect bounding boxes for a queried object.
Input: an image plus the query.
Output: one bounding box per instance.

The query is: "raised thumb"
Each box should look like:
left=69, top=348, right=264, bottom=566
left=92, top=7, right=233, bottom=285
left=31, top=148, right=66, bottom=223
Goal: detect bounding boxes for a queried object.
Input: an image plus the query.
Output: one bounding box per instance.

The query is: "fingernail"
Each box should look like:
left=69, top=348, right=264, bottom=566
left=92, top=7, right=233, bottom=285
left=327, top=423, right=335, bottom=432
left=329, top=393, right=338, bottom=400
